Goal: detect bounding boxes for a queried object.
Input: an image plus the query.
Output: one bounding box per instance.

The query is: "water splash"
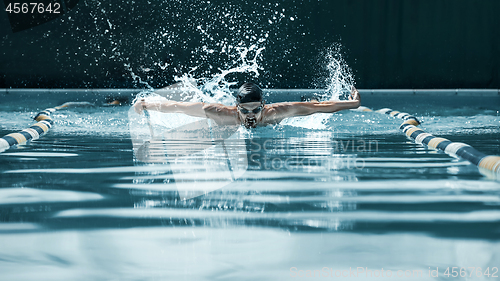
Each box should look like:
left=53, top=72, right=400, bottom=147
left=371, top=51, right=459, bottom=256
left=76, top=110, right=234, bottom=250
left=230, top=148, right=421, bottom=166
left=104, top=0, right=295, bottom=88
left=279, top=44, right=355, bottom=130
left=124, top=63, right=155, bottom=91
left=138, top=44, right=265, bottom=106
left=320, top=43, right=355, bottom=101
left=196, top=45, right=265, bottom=105
left=125, top=8, right=352, bottom=132
left=135, top=42, right=355, bottom=132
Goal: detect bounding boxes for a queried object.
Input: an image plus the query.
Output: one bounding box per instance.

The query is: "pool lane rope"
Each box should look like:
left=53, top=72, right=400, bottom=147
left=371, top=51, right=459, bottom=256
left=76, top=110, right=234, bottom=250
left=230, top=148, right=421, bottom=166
left=356, top=106, right=500, bottom=174
left=0, top=102, right=94, bottom=153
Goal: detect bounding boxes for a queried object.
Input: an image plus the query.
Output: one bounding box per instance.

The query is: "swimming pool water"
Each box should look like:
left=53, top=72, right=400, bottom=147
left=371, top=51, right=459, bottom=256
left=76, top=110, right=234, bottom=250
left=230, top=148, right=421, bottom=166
left=1, top=91, right=499, bottom=280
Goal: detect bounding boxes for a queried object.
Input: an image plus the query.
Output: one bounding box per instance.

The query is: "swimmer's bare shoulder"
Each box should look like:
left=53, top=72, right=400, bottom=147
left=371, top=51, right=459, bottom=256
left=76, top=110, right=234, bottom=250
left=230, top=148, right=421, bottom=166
left=261, top=102, right=296, bottom=125
left=202, top=103, right=240, bottom=125
left=261, top=101, right=327, bottom=124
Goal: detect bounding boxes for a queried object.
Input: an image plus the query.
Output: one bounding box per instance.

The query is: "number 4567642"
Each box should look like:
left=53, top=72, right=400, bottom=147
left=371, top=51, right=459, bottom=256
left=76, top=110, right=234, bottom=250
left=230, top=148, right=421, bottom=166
left=5, top=3, right=61, bottom=14
left=444, top=267, right=498, bottom=278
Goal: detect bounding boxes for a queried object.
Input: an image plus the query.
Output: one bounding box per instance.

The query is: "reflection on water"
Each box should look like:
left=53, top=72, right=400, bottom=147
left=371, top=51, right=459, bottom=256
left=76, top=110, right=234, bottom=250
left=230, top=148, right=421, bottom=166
left=1, top=121, right=498, bottom=235
left=1, top=107, right=500, bottom=280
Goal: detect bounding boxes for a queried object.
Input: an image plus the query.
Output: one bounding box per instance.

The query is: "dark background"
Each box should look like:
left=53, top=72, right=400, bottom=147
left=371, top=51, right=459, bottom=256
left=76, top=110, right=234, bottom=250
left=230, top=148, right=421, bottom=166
left=0, top=0, right=499, bottom=89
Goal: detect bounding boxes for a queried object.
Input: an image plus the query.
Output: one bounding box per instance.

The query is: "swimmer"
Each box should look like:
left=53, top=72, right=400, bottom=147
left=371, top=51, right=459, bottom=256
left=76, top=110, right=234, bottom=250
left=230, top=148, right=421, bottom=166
left=134, top=82, right=361, bottom=129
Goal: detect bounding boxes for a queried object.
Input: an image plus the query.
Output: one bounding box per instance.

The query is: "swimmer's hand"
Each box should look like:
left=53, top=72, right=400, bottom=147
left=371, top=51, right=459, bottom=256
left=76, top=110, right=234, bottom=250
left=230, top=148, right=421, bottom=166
left=349, top=87, right=361, bottom=104
left=316, top=87, right=360, bottom=111
left=134, top=99, right=147, bottom=115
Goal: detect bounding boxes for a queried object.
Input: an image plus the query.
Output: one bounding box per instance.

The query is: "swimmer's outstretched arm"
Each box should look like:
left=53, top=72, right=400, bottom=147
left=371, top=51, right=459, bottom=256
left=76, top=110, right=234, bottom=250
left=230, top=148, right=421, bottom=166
left=266, top=87, right=361, bottom=121
left=133, top=99, right=209, bottom=118
left=314, top=86, right=361, bottom=112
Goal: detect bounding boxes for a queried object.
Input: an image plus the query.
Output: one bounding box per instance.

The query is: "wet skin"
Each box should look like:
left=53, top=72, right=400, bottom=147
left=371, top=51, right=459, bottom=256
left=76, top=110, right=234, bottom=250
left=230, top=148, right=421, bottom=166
left=134, top=87, right=361, bottom=128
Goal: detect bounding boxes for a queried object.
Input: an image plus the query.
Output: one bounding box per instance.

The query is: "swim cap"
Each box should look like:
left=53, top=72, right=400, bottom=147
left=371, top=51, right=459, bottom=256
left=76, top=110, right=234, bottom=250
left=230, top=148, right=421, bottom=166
left=236, top=82, right=263, bottom=104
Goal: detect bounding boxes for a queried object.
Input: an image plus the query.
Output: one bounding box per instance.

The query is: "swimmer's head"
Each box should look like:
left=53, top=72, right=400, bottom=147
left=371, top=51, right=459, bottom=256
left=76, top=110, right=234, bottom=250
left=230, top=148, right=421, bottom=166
left=236, top=82, right=263, bottom=104
left=236, top=83, right=265, bottom=129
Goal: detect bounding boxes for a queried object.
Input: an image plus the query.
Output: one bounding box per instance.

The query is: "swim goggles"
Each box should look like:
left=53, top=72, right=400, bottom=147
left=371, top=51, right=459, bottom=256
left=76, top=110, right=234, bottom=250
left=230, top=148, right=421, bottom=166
left=237, top=102, right=264, bottom=114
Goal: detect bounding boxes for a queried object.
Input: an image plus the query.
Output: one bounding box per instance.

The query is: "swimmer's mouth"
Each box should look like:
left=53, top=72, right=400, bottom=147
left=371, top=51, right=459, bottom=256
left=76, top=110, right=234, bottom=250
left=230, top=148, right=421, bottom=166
left=244, top=117, right=257, bottom=128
